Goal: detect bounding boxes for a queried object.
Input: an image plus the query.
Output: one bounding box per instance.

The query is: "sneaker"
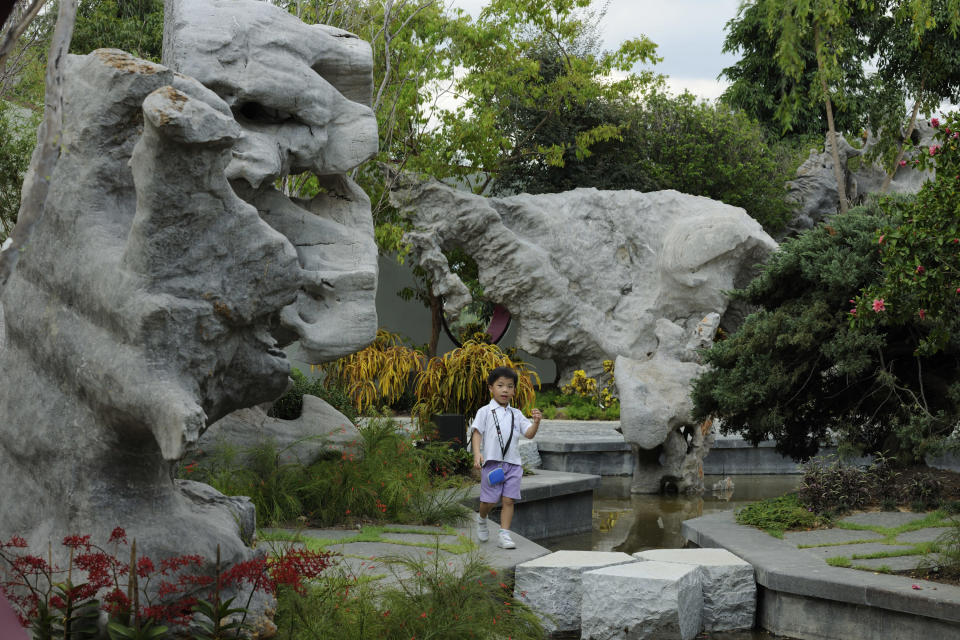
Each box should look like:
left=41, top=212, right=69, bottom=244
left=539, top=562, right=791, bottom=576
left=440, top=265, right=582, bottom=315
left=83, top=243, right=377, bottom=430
left=476, top=513, right=489, bottom=542
left=498, top=529, right=516, bottom=549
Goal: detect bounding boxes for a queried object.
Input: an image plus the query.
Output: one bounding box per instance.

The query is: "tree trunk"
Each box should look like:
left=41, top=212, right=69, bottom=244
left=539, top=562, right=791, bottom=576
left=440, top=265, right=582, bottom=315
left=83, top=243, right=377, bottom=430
left=881, top=97, right=922, bottom=194
left=815, top=23, right=848, bottom=214
left=0, top=0, right=76, bottom=289
left=428, top=292, right=442, bottom=358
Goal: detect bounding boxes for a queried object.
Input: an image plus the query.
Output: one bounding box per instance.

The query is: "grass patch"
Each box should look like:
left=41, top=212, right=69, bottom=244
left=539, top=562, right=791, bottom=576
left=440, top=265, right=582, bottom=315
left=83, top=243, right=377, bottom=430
left=736, top=493, right=828, bottom=535
left=275, top=552, right=545, bottom=640
left=826, top=556, right=852, bottom=567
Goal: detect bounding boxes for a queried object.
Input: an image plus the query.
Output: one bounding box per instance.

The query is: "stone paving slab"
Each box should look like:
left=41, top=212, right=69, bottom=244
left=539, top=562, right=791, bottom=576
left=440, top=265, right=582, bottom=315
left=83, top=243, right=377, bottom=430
left=681, top=510, right=960, bottom=629
left=840, top=511, right=931, bottom=528
left=896, top=527, right=953, bottom=543
left=851, top=556, right=925, bottom=571
left=783, top=528, right=883, bottom=546
left=379, top=532, right=461, bottom=545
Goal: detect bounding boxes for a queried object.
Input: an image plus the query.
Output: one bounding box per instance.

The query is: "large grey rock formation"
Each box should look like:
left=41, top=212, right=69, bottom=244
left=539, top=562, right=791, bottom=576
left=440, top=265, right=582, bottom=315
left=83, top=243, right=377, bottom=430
left=390, top=177, right=776, bottom=492
left=390, top=176, right=776, bottom=382
left=0, top=0, right=377, bottom=594
left=164, top=0, right=379, bottom=362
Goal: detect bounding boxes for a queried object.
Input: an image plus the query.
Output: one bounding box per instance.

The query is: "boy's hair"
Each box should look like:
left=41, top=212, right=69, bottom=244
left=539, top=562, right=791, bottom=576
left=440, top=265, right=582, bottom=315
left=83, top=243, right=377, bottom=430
left=487, top=366, right=518, bottom=386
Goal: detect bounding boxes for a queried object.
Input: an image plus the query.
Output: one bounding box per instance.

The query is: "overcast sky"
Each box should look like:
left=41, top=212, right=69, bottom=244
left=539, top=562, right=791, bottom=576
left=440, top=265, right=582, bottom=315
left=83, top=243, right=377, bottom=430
left=448, top=0, right=744, bottom=101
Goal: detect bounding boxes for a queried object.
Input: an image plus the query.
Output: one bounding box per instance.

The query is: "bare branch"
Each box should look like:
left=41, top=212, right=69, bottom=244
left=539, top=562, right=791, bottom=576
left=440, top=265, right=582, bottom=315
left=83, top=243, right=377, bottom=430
left=0, top=0, right=76, bottom=289
left=0, top=0, right=46, bottom=74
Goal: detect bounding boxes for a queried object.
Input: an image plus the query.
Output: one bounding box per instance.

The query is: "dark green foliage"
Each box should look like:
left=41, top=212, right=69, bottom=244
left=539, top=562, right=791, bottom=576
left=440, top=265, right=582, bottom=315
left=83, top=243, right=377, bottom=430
left=735, top=493, right=826, bottom=534
left=905, top=472, right=944, bottom=511
left=798, top=456, right=900, bottom=514
left=268, top=368, right=358, bottom=423
left=495, top=83, right=797, bottom=233
left=70, top=0, right=165, bottom=62
left=0, top=102, right=35, bottom=241
left=719, top=0, right=869, bottom=136
left=692, top=199, right=960, bottom=462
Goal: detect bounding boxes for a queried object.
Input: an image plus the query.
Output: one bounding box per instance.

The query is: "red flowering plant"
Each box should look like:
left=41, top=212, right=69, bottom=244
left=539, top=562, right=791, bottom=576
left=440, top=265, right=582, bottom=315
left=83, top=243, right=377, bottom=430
left=853, top=113, right=960, bottom=356
left=0, top=528, right=334, bottom=639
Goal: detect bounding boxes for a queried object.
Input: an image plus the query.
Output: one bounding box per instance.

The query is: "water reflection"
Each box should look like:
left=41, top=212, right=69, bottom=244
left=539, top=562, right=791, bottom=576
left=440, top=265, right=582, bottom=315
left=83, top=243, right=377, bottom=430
left=541, top=475, right=800, bottom=555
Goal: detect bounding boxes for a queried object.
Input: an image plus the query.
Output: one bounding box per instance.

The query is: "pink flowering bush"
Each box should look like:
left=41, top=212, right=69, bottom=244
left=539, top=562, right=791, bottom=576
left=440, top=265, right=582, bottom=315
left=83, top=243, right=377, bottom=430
left=854, top=112, right=960, bottom=356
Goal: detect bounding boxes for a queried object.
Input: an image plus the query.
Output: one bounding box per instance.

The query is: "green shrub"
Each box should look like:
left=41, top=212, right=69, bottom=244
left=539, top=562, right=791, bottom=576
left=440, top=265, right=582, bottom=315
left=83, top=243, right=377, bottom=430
left=275, top=551, right=544, bottom=640
left=693, top=198, right=960, bottom=463
left=797, top=455, right=909, bottom=515
left=185, top=418, right=470, bottom=527
left=736, top=493, right=826, bottom=535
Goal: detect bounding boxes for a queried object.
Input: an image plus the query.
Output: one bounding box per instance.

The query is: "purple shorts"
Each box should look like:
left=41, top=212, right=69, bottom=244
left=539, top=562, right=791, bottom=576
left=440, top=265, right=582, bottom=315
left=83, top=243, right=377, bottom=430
left=479, top=460, right=522, bottom=503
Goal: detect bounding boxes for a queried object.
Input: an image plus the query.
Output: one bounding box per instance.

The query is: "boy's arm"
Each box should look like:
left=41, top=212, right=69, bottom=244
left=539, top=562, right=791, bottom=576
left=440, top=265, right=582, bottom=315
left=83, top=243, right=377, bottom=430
left=523, top=408, right=542, bottom=438
left=471, top=429, right=483, bottom=469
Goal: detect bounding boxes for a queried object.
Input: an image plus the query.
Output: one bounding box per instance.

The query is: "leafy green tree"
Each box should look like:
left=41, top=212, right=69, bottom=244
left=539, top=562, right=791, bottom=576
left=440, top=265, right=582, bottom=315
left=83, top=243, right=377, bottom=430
left=862, top=2, right=960, bottom=191
left=69, top=0, right=164, bottom=61
left=692, top=198, right=960, bottom=463
left=496, top=86, right=796, bottom=233
left=719, top=0, right=868, bottom=137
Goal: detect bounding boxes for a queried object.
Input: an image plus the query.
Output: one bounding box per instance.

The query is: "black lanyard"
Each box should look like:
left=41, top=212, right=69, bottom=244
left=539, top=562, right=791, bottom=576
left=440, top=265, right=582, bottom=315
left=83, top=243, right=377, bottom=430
left=491, top=407, right=514, bottom=459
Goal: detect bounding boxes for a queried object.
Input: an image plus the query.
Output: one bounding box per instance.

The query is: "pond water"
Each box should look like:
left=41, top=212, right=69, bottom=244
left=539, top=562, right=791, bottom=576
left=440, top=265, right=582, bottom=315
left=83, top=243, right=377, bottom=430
left=540, top=474, right=802, bottom=640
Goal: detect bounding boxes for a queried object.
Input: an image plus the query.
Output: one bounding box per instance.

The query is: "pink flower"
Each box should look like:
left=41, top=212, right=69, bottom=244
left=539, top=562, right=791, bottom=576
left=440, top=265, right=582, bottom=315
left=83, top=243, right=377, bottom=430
left=931, top=117, right=940, bottom=127
left=917, top=265, right=926, bottom=274
left=918, top=309, right=926, bottom=320
left=954, top=132, right=959, bottom=139
left=930, top=145, right=940, bottom=156
left=872, top=299, right=886, bottom=312
left=850, top=308, right=857, bottom=315
left=912, top=584, right=922, bottom=590
left=878, top=235, right=885, bottom=244
left=899, top=160, right=907, bottom=167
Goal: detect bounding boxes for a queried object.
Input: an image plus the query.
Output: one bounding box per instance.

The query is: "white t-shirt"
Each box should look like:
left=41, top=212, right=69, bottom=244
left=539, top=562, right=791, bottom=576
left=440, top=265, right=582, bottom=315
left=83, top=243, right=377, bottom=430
left=468, top=399, right=532, bottom=466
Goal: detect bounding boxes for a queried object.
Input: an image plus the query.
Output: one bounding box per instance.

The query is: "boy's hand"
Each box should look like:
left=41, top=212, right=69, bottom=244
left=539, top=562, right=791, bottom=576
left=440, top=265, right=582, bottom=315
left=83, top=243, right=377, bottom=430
left=473, top=454, right=483, bottom=469
left=531, top=408, right=542, bottom=424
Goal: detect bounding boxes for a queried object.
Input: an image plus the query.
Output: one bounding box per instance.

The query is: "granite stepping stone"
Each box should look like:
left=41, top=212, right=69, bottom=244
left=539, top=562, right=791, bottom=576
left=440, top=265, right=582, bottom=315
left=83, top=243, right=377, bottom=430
left=581, top=561, right=702, bottom=640
left=633, top=548, right=755, bottom=632
left=513, top=550, right=635, bottom=633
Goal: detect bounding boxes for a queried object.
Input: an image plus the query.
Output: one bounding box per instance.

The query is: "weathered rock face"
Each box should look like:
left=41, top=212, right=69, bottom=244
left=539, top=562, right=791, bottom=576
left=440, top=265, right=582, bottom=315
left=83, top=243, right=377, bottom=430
left=0, top=0, right=377, bottom=580
left=390, top=176, right=776, bottom=382
left=195, top=395, right=362, bottom=465
left=390, top=177, right=775, bottom=492
left=164, top=0, right=379, bottom=362
left=786, top=125, right=936, bottom=233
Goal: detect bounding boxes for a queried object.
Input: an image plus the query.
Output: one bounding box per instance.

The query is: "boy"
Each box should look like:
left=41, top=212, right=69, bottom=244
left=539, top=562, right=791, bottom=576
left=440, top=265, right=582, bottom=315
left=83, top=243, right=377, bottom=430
left=470, top=366, right=542, bottom=549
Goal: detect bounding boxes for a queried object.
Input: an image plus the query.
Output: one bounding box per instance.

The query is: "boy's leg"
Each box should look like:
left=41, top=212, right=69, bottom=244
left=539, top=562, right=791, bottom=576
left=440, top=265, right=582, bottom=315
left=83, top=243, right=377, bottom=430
left=499, top=497, right=514, bottom=530
left=478, top=501, right=495, bottom=518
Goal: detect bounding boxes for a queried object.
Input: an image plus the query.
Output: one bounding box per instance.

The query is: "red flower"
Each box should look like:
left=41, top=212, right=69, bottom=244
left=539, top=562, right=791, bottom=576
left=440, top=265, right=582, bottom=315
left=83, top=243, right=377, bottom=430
left=918, top=309, right=927, bottom=320
left=872, top=298, right=886, bottom=312
left=916, top=265, right=926, bottom=274
left=62, top=534, right=92, bottom=549
left=931, top=117, right=940, bottom=127
left=108, top=527, right=127, bottom=544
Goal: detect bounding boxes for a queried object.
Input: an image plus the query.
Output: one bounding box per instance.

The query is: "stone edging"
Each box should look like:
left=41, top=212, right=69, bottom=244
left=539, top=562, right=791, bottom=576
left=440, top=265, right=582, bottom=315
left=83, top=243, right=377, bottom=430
left=681, top=511, right=960, bottom=625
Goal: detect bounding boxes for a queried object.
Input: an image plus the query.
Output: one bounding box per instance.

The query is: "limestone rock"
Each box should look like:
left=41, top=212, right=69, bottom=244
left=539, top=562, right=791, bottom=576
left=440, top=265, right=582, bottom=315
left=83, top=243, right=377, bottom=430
left=581, top=561, right=703, bottom=640
left=633, top=548, right=755, bottom=632
left=196, top=395, right=362, bottom=464
left=389, top=177, right=777, bottom=383
left=513, top=551, right=636, bottom=633
left=0, top=0, right=377, bottom=590
left=164, top=0, right=379, bottom=363
left=518, top=438, right=541, bottom=469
